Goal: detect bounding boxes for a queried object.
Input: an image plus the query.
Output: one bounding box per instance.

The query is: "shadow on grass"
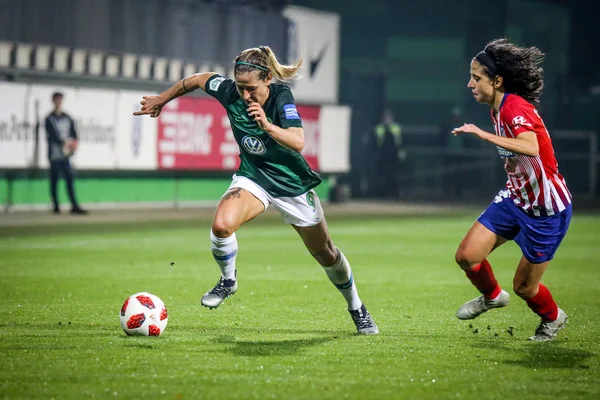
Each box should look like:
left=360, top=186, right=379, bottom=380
left=472, top=339, right=595, bottom=369
left=118, top=336, right=163, bottom=349
left=173, top=324, right=348, bottom=336
left=213, top=332, right=344, bottom=357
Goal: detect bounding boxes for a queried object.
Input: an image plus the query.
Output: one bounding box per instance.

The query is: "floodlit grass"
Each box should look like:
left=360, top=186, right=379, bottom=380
left=1, top=213, right=598, bottom=399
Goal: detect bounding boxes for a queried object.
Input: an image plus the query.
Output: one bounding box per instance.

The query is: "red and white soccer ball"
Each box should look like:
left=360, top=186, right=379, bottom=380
left=62, top=138, right=78, bottom=157
left=119, top=292, right=168, bottom=336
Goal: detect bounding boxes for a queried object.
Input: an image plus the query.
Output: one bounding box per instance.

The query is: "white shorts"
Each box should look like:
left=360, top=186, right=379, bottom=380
left=225, top=175, right=324, bottom=227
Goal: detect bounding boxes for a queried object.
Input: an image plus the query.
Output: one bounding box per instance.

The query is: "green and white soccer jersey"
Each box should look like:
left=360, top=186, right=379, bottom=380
left=205, top=74, right=322, bottom=197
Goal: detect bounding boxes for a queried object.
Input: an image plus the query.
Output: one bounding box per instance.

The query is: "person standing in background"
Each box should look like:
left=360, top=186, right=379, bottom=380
left=45, top=92, right=87, bottom=215
left=373, top=109, right=405, bottom=199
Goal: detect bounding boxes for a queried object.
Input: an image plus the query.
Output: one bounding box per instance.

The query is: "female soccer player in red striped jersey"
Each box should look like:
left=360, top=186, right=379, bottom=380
left=451, top=38, right=572, bottom=341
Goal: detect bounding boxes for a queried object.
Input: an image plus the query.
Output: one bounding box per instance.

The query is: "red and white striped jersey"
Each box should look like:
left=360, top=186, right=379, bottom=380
left=490, top=93, right=572, bottom=216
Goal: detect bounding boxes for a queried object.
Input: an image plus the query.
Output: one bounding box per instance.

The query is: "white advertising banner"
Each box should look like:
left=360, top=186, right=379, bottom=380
left=68, top=87, right=118, bottom=169
left=319, top=105, right=351, bottom=173
left=115, top=91, right=158, bottom=169
left=283, top=6, right=340, bottom=105
left=0, top=82, right=158, bottom=170
left=0, top=82, right=32, bottom=168
left=0, top=82, right=350, bottom=173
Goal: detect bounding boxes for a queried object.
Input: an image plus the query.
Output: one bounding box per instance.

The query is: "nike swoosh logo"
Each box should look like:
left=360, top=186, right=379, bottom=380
left=309, top=42, right=328, bottom=77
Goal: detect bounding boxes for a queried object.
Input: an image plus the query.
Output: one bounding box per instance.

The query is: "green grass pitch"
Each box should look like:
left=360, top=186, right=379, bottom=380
left=1, top=212, right=599, bottom=399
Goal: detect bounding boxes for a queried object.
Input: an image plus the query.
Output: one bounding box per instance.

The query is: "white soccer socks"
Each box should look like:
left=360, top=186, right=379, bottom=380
left=322, top=249, right=363, bottom=311
left=210, top=230, right=238, bottom=281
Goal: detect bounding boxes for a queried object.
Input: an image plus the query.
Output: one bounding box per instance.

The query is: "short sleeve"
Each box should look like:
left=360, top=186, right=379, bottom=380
left=205, top=74, right=235, bottom=105
left=275, top=88, right=303, bottom=129
left=501, top=101, right=539, bottom=136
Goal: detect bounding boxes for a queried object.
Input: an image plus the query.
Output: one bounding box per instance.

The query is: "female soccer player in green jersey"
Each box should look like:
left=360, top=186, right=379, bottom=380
left=134, top=46, right=378, bottom=334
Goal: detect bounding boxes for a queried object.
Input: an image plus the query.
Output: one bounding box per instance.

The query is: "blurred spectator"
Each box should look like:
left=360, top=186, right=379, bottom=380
left=45, top=92, right=88, bottom=215
left=373, top=109, right=406, bottom=199
left=438, top=106, right=465, bottom=197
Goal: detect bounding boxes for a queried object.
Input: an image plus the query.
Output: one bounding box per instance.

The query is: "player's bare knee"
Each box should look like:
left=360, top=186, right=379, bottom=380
left=513, top=282, right=537, bottom=299
left=212, top=217, right=236, bottom=238
left=455, top=247, right=479, bottom=270
left=311, top=240, right=337, bottom=267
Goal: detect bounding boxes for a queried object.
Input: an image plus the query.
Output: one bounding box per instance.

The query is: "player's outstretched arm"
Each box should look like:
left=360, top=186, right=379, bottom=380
left=452, top=123, right=539, bottom=157
left=133, top=72, right=218, bottom=118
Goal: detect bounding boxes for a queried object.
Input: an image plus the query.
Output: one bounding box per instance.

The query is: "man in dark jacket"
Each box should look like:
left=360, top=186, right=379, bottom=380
left=45, top=92, right=87, bottom=214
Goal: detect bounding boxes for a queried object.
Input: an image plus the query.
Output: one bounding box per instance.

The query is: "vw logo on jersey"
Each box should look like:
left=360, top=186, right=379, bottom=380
left=242, top=135, right=266, bottom=155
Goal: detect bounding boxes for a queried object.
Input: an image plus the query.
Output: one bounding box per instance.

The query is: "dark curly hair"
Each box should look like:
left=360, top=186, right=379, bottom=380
left=476, top=38, right=545, bottom=106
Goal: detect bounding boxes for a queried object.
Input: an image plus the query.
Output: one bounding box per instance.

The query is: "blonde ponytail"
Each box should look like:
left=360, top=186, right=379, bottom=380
left=234, top=46, right=303, bottom=82
left=261, top=46, right=302, bottom=81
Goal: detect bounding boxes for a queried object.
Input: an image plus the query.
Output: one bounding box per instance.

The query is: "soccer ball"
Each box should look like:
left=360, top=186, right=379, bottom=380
left=62, top=138, right=78, bottom=157
left=119, top=292, right=168, bottom=336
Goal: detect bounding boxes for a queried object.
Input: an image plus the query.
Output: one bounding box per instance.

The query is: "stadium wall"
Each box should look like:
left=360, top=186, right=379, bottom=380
left=0, top=177, right=331, bottom=211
